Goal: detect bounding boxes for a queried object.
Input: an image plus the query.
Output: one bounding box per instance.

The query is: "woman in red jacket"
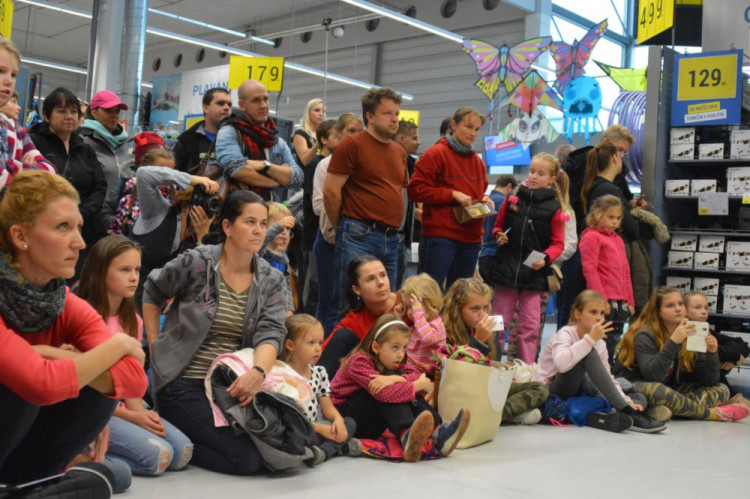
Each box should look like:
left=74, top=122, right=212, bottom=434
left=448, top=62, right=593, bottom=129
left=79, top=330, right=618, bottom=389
left=0, top=171, right=148, bottom=486
left=407, top=107, right=490, bottom=290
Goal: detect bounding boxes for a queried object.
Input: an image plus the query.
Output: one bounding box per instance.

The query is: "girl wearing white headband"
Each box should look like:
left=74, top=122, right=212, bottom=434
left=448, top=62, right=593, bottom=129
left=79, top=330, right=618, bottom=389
left=329, top=314, right=471, bottom=462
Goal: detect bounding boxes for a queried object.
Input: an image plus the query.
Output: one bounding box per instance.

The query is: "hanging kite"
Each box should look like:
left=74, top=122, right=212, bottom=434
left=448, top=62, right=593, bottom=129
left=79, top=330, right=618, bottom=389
left=551, top=19, right=608, bottom=95
left=494, top=70, right=562, bottom=115
left=462, top=36, right=552, bottom=100
left=498, top=109, right=560, bottom=148
left=594, top=61, right=647, bottom=92
left=562, top=75, right=602, bottom=145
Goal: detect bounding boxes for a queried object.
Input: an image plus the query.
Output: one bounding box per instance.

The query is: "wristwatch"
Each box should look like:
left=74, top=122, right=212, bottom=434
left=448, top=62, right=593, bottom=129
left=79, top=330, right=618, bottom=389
left=261, top=160, right=272, bottom=174
left=252, top=365, right=266, bottom=378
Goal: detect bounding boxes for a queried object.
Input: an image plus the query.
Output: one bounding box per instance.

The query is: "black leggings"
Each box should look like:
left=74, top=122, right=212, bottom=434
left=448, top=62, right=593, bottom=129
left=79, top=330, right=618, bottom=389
left=0, top=385, right=117, bottom=484
left=337, top=391, right=441, bottom=439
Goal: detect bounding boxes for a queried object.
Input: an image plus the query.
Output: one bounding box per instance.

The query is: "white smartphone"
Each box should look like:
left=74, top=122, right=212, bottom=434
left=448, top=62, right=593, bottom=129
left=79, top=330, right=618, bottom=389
left=488, top=315, right=504, bottom=331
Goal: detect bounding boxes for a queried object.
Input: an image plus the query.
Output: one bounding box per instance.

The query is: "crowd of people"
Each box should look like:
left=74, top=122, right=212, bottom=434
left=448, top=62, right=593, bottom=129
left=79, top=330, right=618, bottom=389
left=1, top=36, right=749, bottom=495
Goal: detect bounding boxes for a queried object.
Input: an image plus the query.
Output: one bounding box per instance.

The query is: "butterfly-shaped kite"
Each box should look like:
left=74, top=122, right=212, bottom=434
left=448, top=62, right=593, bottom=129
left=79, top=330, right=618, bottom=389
left=462, top=36, right=552, bottom=100
left=551, top=19, right=608, bottom=95
left=495, top=70, right=562, bottom=115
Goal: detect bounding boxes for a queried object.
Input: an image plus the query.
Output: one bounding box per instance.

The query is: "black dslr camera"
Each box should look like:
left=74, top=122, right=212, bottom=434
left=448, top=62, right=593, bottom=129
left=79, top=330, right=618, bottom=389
left=190, top=184, right=221, bottom=216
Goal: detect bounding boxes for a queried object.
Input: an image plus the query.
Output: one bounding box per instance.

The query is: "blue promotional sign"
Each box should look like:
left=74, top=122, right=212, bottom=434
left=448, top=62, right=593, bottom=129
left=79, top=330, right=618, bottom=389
left=484, top=136, right=531, bottom=166
left=671, top=49, right=742, bottom=126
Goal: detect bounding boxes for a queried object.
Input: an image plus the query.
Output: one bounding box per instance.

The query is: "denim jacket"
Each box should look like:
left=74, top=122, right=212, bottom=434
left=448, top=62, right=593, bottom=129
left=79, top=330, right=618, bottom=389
left=144, top=244, right=289, bottom=393
left=215, top=122, right=303, bottom=202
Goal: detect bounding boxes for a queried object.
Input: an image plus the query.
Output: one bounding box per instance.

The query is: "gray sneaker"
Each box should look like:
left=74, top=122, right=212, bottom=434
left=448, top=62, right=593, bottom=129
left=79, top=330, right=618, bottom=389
left=627, top=411, right=667, bottom=433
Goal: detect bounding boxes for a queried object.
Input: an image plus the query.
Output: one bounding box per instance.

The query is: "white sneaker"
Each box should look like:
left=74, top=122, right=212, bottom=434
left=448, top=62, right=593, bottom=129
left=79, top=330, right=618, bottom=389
left=509, top=408, right=542, bottom=425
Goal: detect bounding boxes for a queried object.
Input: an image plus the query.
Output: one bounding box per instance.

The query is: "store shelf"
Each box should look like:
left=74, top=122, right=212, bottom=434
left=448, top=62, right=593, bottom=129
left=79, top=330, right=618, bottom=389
left=663, top=266, right=750, bottom=276
left=669, top=159, right=750, bottom=165
left=664, top=195, right=744, bottom=200
left=709, top=312, right=750, bottom=320
left=669, top=228, right=750, bottom=237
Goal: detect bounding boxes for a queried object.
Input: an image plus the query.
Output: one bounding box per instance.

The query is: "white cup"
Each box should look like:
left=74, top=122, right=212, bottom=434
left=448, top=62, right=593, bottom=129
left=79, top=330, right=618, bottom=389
left=489, top=315, right=504, bottom=331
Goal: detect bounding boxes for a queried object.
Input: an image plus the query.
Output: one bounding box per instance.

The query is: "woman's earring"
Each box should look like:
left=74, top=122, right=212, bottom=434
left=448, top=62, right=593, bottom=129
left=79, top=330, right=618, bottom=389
left=23, top=244, right=28, bottom=250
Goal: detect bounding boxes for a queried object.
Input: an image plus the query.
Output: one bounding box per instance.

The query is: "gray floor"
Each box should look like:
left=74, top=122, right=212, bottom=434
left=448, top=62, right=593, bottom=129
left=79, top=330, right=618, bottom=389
left=128, top=322, right=750, bottom=498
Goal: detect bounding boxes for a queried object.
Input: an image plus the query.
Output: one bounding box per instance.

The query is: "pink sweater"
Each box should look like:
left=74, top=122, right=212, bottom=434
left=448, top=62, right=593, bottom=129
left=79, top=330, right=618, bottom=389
left=533, top=325, right=630, bottom=403
left=578, top=227, right=634, bottom=307
left=406, top=309, right=446, bottom=376
left=330, top=351, right=422, bottom=406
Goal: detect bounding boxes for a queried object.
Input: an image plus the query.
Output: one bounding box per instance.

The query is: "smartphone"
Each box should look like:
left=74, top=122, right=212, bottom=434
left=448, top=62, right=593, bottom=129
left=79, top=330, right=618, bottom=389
left=488, top=315, right=504, bottom=331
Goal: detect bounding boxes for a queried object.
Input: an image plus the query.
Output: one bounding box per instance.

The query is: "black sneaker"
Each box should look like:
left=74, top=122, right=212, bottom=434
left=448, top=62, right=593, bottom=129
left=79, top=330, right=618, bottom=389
left=628, top=411, right=667, bottom=433
left=585, top=411, right=633, bottom=433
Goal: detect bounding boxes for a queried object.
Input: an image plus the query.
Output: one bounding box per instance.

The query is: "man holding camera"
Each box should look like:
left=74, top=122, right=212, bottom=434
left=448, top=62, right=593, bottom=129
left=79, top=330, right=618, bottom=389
left=215, top=79, right=303, bottom=201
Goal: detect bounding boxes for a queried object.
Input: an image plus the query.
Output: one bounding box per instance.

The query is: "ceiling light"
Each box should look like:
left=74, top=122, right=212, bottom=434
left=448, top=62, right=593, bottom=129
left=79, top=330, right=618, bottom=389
left=21, top=57, right=88, bottom=74
left=332, top=26, right=345, bottom=38
left=16, top=0, right=92, bottom=19
left=148, top=9, right=275, bottom=47
left=341, top=0, right=462, bottom=43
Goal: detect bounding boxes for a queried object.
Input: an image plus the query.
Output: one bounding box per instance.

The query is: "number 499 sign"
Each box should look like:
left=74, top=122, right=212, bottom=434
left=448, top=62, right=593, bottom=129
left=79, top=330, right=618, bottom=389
left=671, top=49, right=742, bottom=126
left=228, top=56, right=285, bottom=93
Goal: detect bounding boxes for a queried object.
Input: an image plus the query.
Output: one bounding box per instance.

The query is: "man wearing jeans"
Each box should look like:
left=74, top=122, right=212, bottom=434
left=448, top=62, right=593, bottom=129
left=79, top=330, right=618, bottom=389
left=323, top=87, right=407, bottom=319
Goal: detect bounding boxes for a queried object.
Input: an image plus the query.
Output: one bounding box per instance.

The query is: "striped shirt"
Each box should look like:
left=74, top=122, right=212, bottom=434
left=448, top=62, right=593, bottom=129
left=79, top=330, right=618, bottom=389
left=406, top=308, right=446, bottom=377
left=183, top=277, right=248, bottom=379
left=0, top=114, right=56, bottom=190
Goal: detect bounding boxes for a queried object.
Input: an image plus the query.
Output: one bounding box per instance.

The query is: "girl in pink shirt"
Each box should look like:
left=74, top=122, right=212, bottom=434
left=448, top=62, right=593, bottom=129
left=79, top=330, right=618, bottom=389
left=77, top=236, right=192, bottom=481
left=396, top=273, right=446, bottom=377
left=534, top=290, right=664, bottom=433
left=330, top=314, right=469, bottom=462
left=578, top=194, right=634, bottom=364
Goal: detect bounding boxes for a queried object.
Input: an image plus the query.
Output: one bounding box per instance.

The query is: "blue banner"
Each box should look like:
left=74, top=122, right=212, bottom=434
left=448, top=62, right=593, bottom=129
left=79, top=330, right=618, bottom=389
left=484, top=136, right=531, bottom=166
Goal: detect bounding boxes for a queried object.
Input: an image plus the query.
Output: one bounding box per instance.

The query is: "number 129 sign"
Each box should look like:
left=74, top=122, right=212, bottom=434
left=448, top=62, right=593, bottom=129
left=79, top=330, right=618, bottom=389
left=228, top=56, right=285, bottom=93
left=671, top=49, right=742, bottom=126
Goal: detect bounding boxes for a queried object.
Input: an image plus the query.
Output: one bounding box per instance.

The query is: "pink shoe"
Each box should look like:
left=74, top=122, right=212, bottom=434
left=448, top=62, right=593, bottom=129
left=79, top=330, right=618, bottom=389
left=715, top=403, right=750, bottom=422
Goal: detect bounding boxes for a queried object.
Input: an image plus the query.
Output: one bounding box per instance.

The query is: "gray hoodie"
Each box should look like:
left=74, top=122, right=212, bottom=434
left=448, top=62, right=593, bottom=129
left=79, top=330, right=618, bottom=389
left=144, top=244, right=288, bottom=393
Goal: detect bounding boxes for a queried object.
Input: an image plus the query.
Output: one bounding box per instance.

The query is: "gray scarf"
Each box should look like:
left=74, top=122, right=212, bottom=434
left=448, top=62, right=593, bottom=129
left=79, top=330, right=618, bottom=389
left=445, top=134, right=475, bottom=155
left=0, top=252, right=67, bottom=334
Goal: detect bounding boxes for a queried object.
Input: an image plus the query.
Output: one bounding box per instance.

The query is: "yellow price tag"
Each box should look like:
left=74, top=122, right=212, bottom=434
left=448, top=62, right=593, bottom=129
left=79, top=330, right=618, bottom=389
left=636, top=0, right=674, bottom=44
left=698, top=208, right=709, bottom=214
left=677, top=54, right=738, bottom=101
left=743, top=193, right=750, bottom=204
left=399, top=109, right=420, bottom=126
left=0, top=0, right=14, bottom=39
left=228, top=56, right=284, bottom=93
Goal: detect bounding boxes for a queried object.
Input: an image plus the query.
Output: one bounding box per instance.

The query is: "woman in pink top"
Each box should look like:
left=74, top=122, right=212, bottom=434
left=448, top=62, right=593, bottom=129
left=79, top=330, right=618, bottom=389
left=0, top=171, right=147, bottom=485
left=534, top=290, right=663, bottom=433
left=578, top=194, right=634, bottom=364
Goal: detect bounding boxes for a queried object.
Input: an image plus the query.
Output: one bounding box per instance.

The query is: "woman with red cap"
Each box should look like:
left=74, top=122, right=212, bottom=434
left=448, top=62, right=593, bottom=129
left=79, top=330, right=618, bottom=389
left=80, top=90, right=131, bottom=231
left=30, top=87, right=108, bottom=280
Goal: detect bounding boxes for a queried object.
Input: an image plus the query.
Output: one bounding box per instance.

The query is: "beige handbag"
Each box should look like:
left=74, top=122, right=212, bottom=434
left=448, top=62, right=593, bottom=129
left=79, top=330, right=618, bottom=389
left=547, top=263, right=563, bottom=292
left=435, top=358, right=513, bottom=449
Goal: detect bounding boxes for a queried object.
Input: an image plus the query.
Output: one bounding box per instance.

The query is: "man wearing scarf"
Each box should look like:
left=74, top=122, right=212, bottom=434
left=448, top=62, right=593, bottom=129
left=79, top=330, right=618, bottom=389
left=323, top=87, right=408, bottom=315
left=215, top=79, right=302, bottom=201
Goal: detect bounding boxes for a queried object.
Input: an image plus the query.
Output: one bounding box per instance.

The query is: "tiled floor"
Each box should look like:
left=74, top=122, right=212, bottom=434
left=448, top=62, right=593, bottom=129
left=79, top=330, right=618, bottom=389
left=128, top=323, right=750, bottom=498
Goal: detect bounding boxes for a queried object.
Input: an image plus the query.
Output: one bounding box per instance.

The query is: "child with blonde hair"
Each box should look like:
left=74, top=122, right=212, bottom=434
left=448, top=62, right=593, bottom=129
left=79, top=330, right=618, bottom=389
left=487, top=152, right=567, bottom=363
left=262, top=202, right=296, bottom=314
left=330, top=314, right=470, bottom=462
left=442, top=279, right=549, bottom=425
left=535, top=290, right=665, bottom=433
left=281, top=314, right=360, bottom=465
left=396, top=273, right=446, bottom=376
left=579, top=194, right=634, bottom=363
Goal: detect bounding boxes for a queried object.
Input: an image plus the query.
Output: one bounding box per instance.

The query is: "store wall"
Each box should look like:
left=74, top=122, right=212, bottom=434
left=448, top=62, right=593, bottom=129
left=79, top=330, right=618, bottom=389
left=142, top=0, right=537, bottom=146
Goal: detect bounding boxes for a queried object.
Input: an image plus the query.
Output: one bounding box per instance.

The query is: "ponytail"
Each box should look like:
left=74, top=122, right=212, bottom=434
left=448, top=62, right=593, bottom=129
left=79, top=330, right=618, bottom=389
left=581, top=142, right=618, bottom=213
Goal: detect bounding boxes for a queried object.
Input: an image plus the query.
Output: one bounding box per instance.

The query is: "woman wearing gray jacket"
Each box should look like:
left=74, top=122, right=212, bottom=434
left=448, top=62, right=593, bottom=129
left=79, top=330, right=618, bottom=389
left=142, top=190, right=289, bottom=475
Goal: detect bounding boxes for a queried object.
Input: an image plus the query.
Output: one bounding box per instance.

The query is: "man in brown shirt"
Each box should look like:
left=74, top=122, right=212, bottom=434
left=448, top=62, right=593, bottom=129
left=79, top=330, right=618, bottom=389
left=323, top=87, right=407, bottom=320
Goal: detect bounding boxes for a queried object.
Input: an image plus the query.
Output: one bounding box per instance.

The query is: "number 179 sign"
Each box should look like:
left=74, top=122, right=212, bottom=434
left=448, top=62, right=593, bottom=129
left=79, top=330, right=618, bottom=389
left=228, top=56, right=285, bottom=93
left=671, top=49, right=742, bottom=126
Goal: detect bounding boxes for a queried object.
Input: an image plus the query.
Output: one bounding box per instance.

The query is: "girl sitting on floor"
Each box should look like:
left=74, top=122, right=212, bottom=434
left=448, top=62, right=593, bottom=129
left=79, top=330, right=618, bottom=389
left=330, top=314, right=470, bottom=462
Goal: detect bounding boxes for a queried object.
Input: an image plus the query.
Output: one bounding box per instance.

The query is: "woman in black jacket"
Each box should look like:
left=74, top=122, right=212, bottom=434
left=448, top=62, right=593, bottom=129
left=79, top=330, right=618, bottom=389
left=30, top=87, right=108, bottom=280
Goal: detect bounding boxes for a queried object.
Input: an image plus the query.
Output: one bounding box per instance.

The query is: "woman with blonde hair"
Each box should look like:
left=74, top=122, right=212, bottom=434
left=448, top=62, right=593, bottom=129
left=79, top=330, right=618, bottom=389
left=0, top=171, right=147, bottom=485
left=293, top=98, right=326, bottom=167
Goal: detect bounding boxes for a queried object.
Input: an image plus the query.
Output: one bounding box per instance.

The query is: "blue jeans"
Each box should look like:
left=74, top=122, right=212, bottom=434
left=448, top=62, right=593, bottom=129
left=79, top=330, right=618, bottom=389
left=107, top=414, right=193, bottom=476
left=332, top=217, right=399, bottom=316
left=314, top=230, right=338, bottom=336
left=155, top=378, right=263, bottom=475
left=418, top=236, right=481, bottom=290
left=102, top=456, right=132, bottom=494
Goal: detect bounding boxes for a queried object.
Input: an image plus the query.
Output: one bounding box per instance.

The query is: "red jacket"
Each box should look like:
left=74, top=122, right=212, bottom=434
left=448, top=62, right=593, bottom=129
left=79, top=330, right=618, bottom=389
left=407, top=139, right=488, bottom=243
left=579, top=227, right=635, bottom=307
left=321, top=295, right=398, bottom=352
left=0, top=291, right=148, bottom=406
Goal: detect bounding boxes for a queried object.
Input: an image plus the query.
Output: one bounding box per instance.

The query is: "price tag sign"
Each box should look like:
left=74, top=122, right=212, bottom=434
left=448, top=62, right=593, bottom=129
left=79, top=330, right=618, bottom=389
left=228, top=56, right=284, bottom=93
left=0, top=0, right=14, bottom=38
left=637, top=0, right=674, bottom=44
left=399, top=109, right=420, bottom=126
left=671, top=49, right=742, bottom=126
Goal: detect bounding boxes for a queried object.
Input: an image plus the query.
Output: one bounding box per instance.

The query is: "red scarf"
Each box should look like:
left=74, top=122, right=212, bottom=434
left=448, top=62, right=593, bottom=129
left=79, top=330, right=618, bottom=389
left=228, top=115, right=279, bottom=200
